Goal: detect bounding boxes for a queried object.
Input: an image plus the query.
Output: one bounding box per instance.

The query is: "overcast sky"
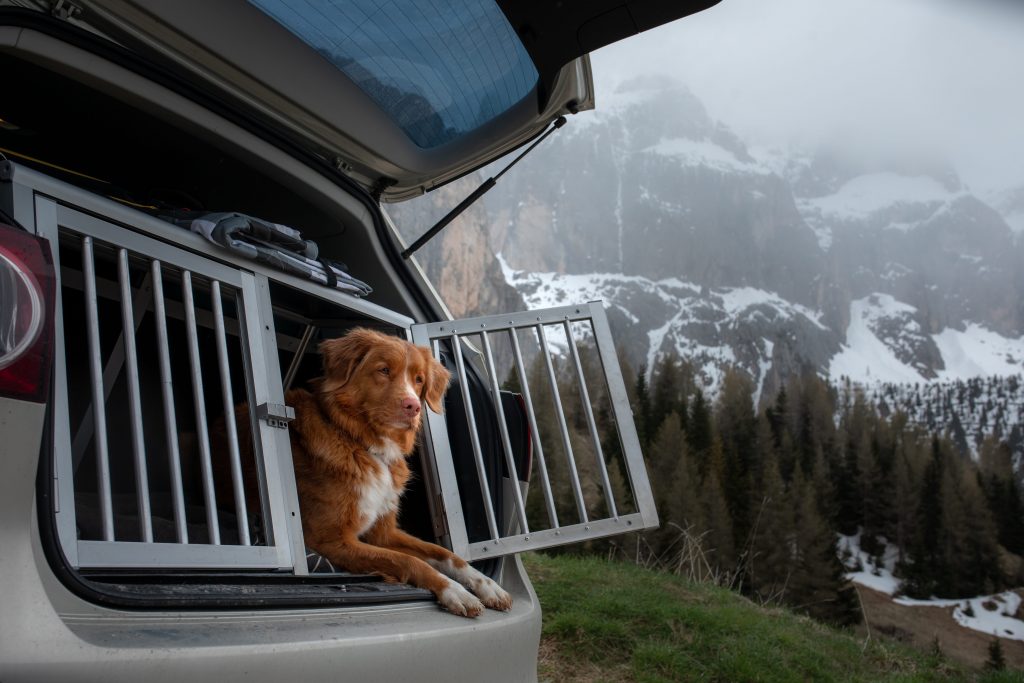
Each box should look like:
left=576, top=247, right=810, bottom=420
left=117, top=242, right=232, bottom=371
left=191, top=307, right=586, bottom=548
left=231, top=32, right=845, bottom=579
left=590, top=0, right=1024, bottom=195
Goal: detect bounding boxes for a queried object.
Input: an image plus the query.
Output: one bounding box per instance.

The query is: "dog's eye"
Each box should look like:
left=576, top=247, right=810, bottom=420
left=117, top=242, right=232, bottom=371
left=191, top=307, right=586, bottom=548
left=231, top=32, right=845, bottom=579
left=379, top=366, right=390, bottom=376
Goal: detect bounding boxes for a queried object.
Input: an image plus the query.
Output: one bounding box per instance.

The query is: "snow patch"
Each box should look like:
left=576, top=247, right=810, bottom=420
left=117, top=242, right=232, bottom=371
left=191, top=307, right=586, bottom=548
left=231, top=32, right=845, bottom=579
left=805, top=173, right=960, bottom=220
left=830, top=294, right=1024, bottom=384
left=934, top=324, right=1024, bottom=379
left=644, top=137, right=770, bottom=176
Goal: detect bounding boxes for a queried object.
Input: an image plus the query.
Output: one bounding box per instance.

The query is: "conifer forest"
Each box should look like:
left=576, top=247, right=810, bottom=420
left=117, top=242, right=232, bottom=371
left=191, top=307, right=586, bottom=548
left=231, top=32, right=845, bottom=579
left=513, top=346, right=1024, bottom=627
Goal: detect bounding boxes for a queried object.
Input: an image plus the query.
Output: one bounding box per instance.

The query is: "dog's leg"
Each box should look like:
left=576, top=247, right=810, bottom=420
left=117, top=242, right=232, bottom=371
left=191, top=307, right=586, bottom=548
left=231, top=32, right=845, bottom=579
left=366, top=524, right=513, bottom=611
left=319, top=538, right=485, bottom=617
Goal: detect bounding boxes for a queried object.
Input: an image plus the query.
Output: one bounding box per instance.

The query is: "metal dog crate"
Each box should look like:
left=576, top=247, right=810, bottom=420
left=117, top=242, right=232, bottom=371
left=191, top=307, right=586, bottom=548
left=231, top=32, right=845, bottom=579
left=3, top=162, right=411, bottom=574
left=4, top=160, right=658, bottom=575
left=412, top=304, right=659, bottom=561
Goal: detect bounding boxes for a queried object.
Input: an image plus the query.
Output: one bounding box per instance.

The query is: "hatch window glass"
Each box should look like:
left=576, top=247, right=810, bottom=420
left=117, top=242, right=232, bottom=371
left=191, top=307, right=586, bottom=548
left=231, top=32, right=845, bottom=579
left=249, top=0, right=539, bottom=149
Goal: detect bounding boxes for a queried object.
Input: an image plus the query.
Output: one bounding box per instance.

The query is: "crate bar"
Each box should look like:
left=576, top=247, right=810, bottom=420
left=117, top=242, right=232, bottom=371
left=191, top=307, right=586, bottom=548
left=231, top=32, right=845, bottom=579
left=33, top=196, right=79, bottom=567
left=282, top=323, right=316, bottom=392
left=117, top=249, right=154, bottom=543
left=182, top=270, right=221, bottom=545
left=536, top=323, right=588, bottom=523
left=70, top=268, right=152, bottom=469
left=81, top=236, right=115, bottom=542
left=211, top=281, right=250, bottom=546
left=563, top=320, right=618, bottom=519
left=586, top=302, right=659, bottom=525
left=507, top=328, right=558, bottom=528
left=76, top=540, right=282, bottom=569
left=468, top=513, right=646, bottom=558
left=151, top=260, right=188, bottom=543
left=478, top=330, right=529, bottom=534
left=450, top=333, right=501, bottom=542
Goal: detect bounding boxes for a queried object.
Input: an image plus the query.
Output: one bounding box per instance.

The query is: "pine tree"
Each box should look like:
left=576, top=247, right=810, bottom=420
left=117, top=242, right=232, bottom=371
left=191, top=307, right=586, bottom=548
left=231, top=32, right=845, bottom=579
left=716, top=369, right=757, bottom=549
left=687, top=388, right=714, bottom=480
left=986, top=638, right=1006, bottom=671
left=748, top=448, right=793, bottom=604
left=634, top=362, right=652, bottom=451
left=789, top=472, right=861, bottom=626
left=902, top=437, right=947, bottom=598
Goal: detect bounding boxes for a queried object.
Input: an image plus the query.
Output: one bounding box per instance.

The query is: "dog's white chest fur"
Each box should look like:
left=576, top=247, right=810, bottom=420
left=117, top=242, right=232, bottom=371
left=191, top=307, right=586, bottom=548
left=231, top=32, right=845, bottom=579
left=355, top=439, right=403, bottom=536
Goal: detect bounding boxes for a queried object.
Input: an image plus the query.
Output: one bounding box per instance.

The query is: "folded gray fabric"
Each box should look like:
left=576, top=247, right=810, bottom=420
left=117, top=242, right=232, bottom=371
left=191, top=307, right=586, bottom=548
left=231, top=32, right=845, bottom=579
left=165, top=211, right=373, bottom=297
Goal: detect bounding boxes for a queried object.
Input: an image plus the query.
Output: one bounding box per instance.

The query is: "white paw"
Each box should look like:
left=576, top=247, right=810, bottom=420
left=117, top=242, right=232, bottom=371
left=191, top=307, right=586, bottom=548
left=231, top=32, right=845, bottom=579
left=468, top=573, right=513, bottom=611
left=429, top=558, right=513, bottom=611
left=437, top=578, right=484, bottom=618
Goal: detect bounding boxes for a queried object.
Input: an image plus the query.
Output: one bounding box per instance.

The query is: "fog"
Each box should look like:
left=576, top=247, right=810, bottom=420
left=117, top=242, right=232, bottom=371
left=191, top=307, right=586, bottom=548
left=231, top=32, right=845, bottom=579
left=590, top=0, right=1024, bottom=195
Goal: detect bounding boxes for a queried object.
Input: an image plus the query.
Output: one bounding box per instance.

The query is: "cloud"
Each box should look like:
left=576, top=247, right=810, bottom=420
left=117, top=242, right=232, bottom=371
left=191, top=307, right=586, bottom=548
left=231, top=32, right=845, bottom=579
left=590, top=0, right=1024, bottom=193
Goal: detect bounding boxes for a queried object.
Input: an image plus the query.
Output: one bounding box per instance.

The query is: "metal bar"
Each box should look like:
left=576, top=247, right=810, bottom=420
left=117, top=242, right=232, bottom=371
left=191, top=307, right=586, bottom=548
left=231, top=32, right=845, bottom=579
left=413, top=335, right=470, bottom=557
left=247, top=272, right=308, bottom=571
left=33, top=196, right=79, bottom=567
left=75, top=540, right=283, bottom=569
left=587, top=302, right=659, bottom=526
left=151, top=260, right=188, bottom=543
left=71, top=269, right=152, bottom=469
left=182, top=270, right=221, bottom=544
left=46, top=195, right=412, bottom=327
left=282, top=323, right=316, bottom=392
left=536, top=324, right=588, bottom=523
left=82, top=236, right=115, bottom=541
left=478, top=331, right=529, bottom=534
left=467, top=513, right=645, bottom=558
left=563, top=320, right=618, bottom=519
left=451, top=333, right=501, bottom=542
left=508, top=328, right=559, bottom=529
left=118, top=249, right=154, bottom=542
left=211, top=281, right=250, bottom=546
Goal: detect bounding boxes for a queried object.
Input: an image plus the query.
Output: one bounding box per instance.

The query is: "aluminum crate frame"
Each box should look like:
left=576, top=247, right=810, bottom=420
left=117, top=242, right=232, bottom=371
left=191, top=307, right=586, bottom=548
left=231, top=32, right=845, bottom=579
left=411, top=303, right=659, bottom=561
left=2, top=161, right=412, bottom=574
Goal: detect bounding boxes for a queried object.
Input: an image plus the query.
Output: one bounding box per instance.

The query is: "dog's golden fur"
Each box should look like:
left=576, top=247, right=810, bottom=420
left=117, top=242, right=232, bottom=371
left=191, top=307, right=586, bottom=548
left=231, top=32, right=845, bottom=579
left=230, top=328, right=511, bottom=617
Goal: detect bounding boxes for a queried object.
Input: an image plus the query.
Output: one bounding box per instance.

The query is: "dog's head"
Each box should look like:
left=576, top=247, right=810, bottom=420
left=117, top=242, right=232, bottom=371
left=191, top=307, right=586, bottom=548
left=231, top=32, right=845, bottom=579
left=317, top=328, right=450, bottom=446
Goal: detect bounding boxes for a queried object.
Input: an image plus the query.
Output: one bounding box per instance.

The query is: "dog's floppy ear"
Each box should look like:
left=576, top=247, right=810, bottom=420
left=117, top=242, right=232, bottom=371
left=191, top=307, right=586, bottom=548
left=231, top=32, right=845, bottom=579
left=319, top=328, right=378, bottom=391
left=422, top=350, right=451, bottom=414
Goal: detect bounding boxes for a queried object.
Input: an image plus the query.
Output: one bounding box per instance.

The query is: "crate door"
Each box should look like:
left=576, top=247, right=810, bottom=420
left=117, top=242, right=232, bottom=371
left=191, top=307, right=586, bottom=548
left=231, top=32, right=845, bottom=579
left=411, top=302, right=658, bottom=561
left=39, top=198, right=301, bottom=570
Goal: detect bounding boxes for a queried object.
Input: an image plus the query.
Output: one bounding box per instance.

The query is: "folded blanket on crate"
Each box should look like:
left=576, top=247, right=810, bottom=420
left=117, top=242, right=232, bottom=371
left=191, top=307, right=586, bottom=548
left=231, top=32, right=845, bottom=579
left=162, top=211, right=372, bottom=297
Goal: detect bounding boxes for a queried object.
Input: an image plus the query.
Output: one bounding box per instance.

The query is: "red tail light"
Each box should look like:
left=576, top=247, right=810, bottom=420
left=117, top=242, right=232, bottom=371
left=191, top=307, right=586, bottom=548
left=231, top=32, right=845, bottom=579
left=0, top=223, right=55, bottom=403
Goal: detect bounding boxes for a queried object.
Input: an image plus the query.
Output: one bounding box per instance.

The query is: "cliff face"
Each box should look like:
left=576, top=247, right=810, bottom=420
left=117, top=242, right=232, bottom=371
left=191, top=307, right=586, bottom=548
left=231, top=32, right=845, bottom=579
left=483, top=77, right=826, bottom=308
left=385, top=178, right=523, bottom=319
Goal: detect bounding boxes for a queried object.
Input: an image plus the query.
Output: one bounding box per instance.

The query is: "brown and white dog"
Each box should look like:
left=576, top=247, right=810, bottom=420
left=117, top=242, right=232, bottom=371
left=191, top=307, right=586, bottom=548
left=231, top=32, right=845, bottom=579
left=284, top=328, right=511, bottom=617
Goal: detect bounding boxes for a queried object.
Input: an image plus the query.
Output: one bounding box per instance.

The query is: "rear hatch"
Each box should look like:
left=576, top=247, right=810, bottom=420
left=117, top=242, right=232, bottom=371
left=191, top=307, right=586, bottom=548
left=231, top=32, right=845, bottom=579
left=75, top=0, right=721, bottom=200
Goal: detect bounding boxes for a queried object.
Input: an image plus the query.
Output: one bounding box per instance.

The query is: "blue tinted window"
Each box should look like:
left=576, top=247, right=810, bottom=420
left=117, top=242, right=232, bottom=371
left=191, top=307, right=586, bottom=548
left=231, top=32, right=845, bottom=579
left=249, top=0, right=539, bottom=148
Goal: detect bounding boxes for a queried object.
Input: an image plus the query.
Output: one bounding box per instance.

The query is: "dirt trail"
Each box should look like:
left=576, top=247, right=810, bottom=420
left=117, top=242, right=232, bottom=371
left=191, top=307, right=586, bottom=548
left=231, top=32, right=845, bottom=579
left=856, top=585, right=1024, bottom=670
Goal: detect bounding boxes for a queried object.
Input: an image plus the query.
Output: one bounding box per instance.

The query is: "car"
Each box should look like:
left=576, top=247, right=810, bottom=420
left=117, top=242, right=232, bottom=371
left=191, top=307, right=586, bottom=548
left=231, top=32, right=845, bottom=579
left=0, top=1, right=718, bottom=681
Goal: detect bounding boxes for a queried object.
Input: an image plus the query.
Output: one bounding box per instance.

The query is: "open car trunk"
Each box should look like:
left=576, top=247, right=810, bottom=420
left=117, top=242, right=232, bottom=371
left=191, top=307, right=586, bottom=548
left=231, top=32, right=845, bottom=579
left=1, top=15, right=658, bottom=610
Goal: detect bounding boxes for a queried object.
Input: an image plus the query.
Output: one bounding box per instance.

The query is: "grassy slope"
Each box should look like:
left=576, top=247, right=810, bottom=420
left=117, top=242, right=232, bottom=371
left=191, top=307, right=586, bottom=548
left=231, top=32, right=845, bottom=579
left=524, top=553, right=1022, bottom=683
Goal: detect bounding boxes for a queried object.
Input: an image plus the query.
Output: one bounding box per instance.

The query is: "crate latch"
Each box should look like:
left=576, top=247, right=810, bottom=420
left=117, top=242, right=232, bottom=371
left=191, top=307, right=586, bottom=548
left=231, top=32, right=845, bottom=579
left=256, top=402, right=295, bottom=429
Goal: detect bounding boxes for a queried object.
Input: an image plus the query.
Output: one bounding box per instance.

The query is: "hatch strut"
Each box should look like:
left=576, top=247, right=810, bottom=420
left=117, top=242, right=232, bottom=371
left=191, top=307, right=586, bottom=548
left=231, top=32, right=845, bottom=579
left=401, top=115, right=567, bottom=260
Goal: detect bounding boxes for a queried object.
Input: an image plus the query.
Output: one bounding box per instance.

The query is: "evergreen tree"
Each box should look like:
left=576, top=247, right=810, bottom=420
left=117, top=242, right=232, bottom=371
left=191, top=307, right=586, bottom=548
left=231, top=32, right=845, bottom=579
left=788, top=472, right=861, bottom=626
left=902, top=437, right=947, bottom=598
left=748, top=448, right=793, bottom=604
left=715, top=369, right=757, bottom=549
left=687, top=389, right=714, bottom=480
left=986, top=638, right=1006, bottom=671
left=634, top=362, right=652, bottom=450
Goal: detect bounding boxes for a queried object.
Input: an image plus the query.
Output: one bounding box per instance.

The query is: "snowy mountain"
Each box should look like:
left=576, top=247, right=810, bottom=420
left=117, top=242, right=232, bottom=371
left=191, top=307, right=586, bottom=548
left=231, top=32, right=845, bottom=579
left=393, top=76, right=1024, bottom=433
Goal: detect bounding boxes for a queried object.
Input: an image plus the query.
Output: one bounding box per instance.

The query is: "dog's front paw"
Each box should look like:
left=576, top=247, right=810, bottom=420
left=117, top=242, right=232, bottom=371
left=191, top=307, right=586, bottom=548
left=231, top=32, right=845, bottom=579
left=438, top=578, right=484, bottom=618
left=470, top=574, right=512, bottom=611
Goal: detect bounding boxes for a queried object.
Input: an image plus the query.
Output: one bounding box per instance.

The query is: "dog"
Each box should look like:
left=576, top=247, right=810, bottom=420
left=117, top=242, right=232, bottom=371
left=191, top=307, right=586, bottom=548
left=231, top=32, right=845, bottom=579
left=281, top=328, right=512, bottom=617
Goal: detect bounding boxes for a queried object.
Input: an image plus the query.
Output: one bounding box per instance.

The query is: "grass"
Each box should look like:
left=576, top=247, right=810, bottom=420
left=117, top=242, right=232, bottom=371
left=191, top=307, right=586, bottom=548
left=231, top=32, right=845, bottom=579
left=524, top=553, right=1023, bottom=683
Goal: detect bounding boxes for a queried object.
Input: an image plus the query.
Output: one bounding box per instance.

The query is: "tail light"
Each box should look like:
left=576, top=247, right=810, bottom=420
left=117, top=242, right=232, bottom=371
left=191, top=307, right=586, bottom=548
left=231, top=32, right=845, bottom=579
left=0, top=222, right=55, bottom=403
